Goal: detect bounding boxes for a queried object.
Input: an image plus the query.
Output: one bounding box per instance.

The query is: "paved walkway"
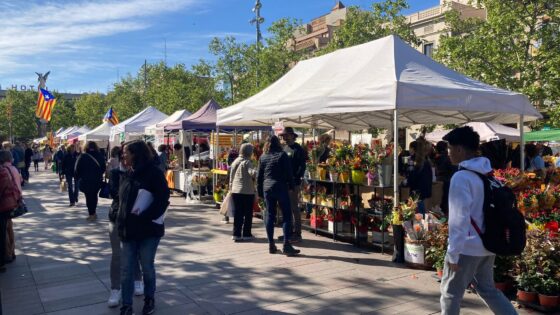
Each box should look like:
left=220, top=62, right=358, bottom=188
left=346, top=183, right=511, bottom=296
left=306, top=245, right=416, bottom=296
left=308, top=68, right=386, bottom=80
left=0, top=170, right=529, bottom=315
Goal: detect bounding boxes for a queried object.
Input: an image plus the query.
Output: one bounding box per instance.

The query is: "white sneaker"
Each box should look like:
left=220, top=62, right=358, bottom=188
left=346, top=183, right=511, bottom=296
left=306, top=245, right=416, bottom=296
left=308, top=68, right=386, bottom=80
left=107, top=289, right=120, bottom=308
left=134, top=281, right=144, bottom=296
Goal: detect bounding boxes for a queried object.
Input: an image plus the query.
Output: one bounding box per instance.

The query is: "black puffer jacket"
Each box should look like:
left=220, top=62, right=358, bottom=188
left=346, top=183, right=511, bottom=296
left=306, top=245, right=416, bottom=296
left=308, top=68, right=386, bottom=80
left=75, top=151, right=105, bottom=187
left=117, top=163, right=170, bottom=241
left=108, top=167, right=124, bottom=222
left=61, top=152, right=78, bottom=177
left=257, top=150, right=294, bottom=198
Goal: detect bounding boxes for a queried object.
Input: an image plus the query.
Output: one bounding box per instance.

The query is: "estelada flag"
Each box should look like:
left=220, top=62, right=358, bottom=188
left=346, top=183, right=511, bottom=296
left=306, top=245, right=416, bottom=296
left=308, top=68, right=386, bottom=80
left=103, top=107, right=119, bottom=125
left=36, top=88, right=57, bottom=122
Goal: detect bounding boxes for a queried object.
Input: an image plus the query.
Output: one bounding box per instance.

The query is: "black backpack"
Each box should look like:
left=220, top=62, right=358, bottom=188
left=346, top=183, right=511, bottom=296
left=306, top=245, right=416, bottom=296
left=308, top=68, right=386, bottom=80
left=463, top=169, right=527, bottom=256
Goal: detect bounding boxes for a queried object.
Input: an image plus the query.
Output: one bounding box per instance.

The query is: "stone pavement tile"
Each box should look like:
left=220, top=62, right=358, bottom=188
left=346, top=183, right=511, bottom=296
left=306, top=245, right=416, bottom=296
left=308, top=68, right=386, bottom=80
left=37, top=276, right=108, bottom=312
left=0, top=264, right=35, bottom=290
left=32, top=263, right=93, bottom=286
left=1, top=285, right=45, bottom=315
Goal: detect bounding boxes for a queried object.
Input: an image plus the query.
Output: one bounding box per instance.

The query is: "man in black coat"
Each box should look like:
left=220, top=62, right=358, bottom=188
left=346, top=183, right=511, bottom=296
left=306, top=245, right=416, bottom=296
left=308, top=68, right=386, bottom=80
left=280, top=127, right=307, bottom=243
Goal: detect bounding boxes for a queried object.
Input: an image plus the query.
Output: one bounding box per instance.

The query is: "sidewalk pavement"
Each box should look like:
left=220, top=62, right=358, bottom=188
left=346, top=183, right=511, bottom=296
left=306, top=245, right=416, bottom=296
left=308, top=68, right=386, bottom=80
left=0, top=170, right=529, bottom=315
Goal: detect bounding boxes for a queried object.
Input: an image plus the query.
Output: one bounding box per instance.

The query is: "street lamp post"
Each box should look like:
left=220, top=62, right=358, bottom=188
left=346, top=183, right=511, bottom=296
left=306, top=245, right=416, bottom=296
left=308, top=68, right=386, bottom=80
left=250, top=0, right=264, bottom=89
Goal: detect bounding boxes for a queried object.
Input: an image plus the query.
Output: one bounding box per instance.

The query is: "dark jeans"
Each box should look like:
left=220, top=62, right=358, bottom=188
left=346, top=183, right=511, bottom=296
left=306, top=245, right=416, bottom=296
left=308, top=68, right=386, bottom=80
left=33, top=161, right=39, bottom=171
left=84, top=191, right=98, bottom=215
left=264, top=188, right=292, bottom=246
left=0, top=213, right=8, bottom=266
left=22, top=164, right=30, bottom=181
left=66, top=175, right=79, bottom=204
left=121, top=237, right=161, bottom=306
left=232, top=193, right=254, bottom=237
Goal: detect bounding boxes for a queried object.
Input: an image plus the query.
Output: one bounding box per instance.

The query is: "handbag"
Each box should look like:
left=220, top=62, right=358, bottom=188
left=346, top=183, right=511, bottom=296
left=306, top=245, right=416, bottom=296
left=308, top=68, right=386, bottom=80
left=98, top=181, right=110, bottom=199
left=9, top=200, right=28, bottom=218
left=60, top=181, right=68, bottom=192
left=219, top=192, right=234, bottom=217
left=2, top=166, right=27, bottom=218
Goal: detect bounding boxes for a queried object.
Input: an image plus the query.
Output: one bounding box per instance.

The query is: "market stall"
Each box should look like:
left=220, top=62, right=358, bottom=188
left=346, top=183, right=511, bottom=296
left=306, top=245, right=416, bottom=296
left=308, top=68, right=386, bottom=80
left=110, top=106, right=168, bottom=143
left=217, top=35, right=541, bottom=253
left=145, top=109, right=191, bottom=147
left=426, top=122, right=521, bottom=143
left=524, top=129, right=560, bottom=142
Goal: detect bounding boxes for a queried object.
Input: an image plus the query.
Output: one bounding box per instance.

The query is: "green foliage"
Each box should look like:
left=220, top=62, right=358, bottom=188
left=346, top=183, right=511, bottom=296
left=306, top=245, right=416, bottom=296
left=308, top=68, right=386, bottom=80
left=434, top=0, right=560, bottom=125
left=106, top=75, right=144, bottom=120
left=322, top=0, right=420, bottom=54
left=494, top=255, right=514, bottom=283
left=75, top=93, right=107, bottom=128
left=0, top=90, right=39, bottom=141
left=49, top=96, right=77, bottom=131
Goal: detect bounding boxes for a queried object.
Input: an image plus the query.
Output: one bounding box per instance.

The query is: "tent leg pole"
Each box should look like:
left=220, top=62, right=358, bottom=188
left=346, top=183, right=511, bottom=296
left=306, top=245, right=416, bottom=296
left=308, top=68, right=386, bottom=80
left=393, top=109, right=399, bottom=208
left=520, top=115, right=525, bottom=172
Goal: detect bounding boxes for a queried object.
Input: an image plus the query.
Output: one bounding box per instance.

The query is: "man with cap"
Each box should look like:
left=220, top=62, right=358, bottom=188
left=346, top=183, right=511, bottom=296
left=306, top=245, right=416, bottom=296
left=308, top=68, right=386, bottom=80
left=279, top=127, right=307, bottom=243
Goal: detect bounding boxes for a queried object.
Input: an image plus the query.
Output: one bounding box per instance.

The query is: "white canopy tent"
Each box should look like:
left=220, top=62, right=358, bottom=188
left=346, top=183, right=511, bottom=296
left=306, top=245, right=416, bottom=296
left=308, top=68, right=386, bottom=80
left=110, top=106, right=168, bottom=141
left=216, top=35, right=541, bottom=202
left=426, top=122, right=522, bottom=143
left=78, top=122, right=113, bottom=142
left=56, top=126, right=79, bottom=139
left=61, top=126, right=91, bottom=140
left=145, top=109, right=191, bottom=136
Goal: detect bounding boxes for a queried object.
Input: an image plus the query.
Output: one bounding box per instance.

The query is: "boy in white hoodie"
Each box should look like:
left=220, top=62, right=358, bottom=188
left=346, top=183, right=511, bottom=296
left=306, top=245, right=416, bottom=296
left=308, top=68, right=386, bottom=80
left=440, top=127, right=517, bottom=315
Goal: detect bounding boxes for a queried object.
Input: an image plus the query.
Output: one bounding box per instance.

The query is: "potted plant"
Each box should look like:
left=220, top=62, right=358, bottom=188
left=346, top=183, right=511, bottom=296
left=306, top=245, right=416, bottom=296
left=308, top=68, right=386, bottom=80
left=516, top=272, right=540, bottom=303
left=327, top=210, right=343, bottom=233
left=493, top=255, right=514, bottom=292
left=424, top=224, right=448, bottom=278
left=536, top=277, right=559, bottom=308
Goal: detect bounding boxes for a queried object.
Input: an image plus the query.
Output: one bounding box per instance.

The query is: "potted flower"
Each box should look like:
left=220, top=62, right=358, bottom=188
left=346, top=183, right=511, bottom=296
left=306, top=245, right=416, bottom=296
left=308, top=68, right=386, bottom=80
left=338, top=164, right=351, bottom=183
left=310, top=207, right=325, bottom=229
left=351, top=157, right=366, bottom=184
left=536, top=277, right=559, bottom=308
left=327, top=210, right=343, bottom=233
left=516, top=272, right=540, bottom=303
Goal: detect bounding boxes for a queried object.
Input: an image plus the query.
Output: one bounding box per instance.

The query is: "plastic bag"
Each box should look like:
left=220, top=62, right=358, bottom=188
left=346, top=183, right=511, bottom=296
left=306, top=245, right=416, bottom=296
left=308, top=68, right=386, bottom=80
left=219, top=192, right=234, bottom=217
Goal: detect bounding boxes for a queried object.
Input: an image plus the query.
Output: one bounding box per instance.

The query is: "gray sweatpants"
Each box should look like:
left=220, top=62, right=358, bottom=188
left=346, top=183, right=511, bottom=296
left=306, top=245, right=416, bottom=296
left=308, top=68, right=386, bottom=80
left=288, top=185, right=301, bottom=236
left=440, top=254, right=517, bottom=315
left=109, top=222, right=142, bottom=290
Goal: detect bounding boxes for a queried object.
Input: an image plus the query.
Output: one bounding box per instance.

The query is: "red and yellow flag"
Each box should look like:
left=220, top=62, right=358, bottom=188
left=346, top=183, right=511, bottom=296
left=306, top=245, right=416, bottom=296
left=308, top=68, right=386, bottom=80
left=36, top=88, right=57, bottom=122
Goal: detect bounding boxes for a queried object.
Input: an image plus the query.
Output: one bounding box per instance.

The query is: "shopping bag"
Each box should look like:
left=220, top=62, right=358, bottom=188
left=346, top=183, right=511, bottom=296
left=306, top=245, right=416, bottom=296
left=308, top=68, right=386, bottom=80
left=9, top=199, right=28, bottom=219
left=51, top=163, right=57, bottom=173
left=98, top=181, right=111, bottom=199
left=60, top=181, right=67, bottom=192
left=219, top=192, right=234, bottom=217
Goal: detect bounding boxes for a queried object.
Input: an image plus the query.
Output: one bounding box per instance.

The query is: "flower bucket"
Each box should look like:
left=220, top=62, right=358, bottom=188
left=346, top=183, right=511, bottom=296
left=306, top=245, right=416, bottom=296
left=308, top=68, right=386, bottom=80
left=213, top=192, right=221, bottom=202
left=302, top=194, right=311, bottom=203
left=517, top=290, right=538, bottom=304
left=538, top=294, right=559, bottom=308
left=339, top=171, right=350, bottom=183
left=404, top=242, right=425, bottom=265
left=317, top=166, right=328, bottom=180
left=376, top=164, right=393, bottom=187
left=329, top=172, right=339, bottom=182
left=328, top=221, right=343, bottom=233
left=325, top=198, right=334, bottom=208
left=310, top=215, right=324, bottom=229
left=351, top=170, right=365, bottom=185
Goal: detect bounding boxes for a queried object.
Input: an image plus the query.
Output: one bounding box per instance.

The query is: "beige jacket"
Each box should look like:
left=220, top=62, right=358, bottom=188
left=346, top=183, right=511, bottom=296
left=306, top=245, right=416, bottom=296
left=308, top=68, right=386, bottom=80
left=229, top=157, right=256, bottom=195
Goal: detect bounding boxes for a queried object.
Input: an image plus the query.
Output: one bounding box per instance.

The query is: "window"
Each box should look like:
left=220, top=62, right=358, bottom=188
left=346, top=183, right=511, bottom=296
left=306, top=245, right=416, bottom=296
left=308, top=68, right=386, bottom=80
left=423, top=43, right=434, bottom=58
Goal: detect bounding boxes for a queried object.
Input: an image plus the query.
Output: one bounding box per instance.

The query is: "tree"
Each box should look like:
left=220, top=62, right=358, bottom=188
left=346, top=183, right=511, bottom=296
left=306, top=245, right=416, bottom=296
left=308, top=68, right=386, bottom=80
left=49, top=95, right=77, bottom=131
left=75, top=93, right=108, bottom=128
left=434, top=0, right=560, bottom=128
left=0, top=90, right=39, bottom=141
left=106, top=75, right=144, bottom=121
left=323, top=0, right=420, bottom=54
left=209, top=36, right=249, bottom=105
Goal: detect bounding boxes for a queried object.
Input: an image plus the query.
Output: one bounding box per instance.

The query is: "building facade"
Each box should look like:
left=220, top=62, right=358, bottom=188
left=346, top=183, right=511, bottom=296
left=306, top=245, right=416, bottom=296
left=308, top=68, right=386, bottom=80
left=291, top=0, right=486, bottom=57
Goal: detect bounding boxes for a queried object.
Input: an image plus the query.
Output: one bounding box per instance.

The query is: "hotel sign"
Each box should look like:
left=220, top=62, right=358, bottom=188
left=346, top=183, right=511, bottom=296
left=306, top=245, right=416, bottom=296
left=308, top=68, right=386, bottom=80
left=0, top=84, right=41, bottom=91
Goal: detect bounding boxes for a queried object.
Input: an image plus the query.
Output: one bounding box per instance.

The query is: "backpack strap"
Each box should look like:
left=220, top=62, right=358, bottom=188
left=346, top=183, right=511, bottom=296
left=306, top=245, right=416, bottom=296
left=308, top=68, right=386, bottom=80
left=458, top=166, right=488, bottom=238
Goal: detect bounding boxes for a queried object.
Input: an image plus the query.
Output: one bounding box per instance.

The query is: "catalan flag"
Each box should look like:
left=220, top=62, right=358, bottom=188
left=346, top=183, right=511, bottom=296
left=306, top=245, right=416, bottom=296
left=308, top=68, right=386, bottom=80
left=103, top=107, right=119, bottom=125
left=35, top=88, right=57, bottom=122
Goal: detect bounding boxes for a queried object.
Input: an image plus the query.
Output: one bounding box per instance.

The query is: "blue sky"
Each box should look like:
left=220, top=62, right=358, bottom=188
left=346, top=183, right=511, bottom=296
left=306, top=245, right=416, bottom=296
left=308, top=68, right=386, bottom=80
left=0, top=0, right=439, bottom=94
